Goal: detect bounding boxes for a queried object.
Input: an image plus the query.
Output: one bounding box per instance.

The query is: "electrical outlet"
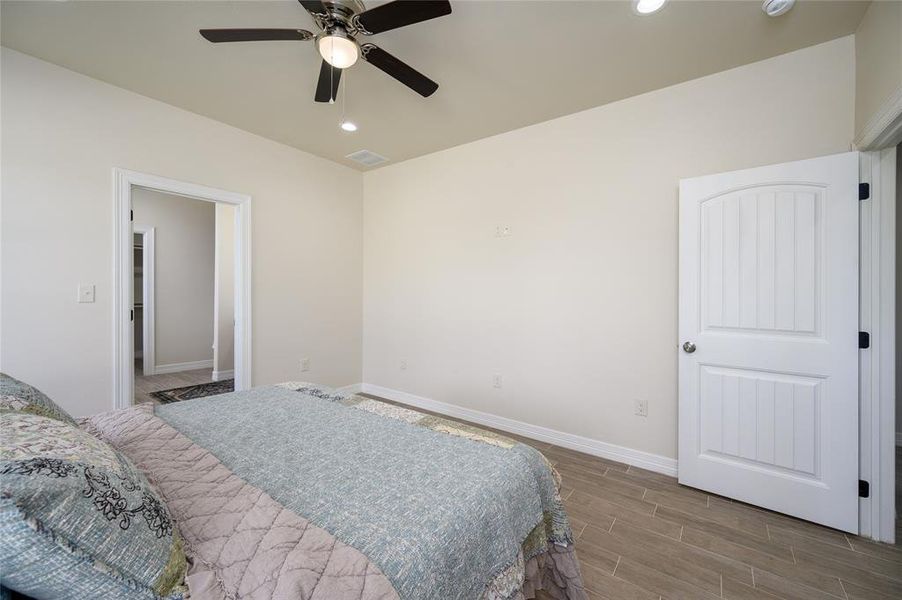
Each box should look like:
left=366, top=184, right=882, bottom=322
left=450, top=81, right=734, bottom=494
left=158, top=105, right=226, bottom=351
left=400, top=360, right=408, bottom=371
left=77, top=284, right=95, bottom=303
left=493, top=373, right=503, bottom=389
left=300, top=358, right=310, bottom=372
left=634, top=399, right=648, bottom=417
left=494, top=225, right=512, bottom=238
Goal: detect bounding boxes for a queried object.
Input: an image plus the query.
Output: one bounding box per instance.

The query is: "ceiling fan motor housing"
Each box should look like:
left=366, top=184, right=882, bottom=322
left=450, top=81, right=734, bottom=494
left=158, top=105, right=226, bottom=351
left=313, top=0, right=366, bottom=64
left=317, top=0, right=368, bottom=31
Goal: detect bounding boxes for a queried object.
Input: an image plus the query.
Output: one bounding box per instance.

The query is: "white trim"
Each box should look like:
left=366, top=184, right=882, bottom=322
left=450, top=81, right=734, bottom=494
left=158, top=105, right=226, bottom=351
left=855, top=85, right=902, bottom=151
left=212, top=206, right=236, bottom=381
left=212, top=369, right=234, bottom=382
left=133, top=225, right=155, bottom=377
left=360, top=384, right=678, bottom=477
left=858, top=148, right=896, bottom=543
left=113, top=168, right=252, bottom=410
left=154, top=360, right=214, bottom=375
left=873, top=147, right=896, bottom=544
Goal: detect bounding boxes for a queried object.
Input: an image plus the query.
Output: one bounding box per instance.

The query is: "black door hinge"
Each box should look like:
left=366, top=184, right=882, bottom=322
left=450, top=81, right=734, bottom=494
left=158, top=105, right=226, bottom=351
left=859, top=480, right=870, bottom=498
left=859, top=331, right=870, bottom=349
left=130, top=309, right=134, bottom=322
left=130, top=209, right=134, bottom=221
left=859, top=183, right=870, bottom=201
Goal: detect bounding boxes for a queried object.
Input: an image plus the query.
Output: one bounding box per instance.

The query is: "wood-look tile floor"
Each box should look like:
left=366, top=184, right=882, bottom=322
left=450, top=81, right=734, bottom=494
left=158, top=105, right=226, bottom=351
left=362, top=394, right=902, bottom=600
left=133, top=361, right=213, bottom=405
left=541, top=447, right=902, bottom=600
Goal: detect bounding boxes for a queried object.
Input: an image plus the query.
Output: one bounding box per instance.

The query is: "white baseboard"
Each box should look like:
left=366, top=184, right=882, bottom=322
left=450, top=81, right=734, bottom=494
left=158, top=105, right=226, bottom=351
left=360, top=383, right=678, bottom=477
left=154, top=359, right=214, bottom=375
left=212, top=369, right=234, bottom=382
left=336, top=383, right=363, bottom=394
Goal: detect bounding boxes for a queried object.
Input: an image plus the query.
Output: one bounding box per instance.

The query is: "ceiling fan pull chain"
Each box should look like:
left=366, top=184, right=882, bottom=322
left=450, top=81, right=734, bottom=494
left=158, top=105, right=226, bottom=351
left=329, top=37, right=335, bottom=104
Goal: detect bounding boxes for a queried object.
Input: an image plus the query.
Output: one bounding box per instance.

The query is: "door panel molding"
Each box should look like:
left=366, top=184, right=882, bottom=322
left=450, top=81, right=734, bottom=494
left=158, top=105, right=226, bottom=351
left=698, top=184, right=825, bottom=338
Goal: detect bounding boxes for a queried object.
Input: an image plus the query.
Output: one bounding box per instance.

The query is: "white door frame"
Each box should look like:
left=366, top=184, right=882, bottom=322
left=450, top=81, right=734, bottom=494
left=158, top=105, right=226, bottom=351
left=212, top=205, right=236, bottom=383
left=133, top=225, right=156, bottom=377
left=112, top=168, right=252, bottom=410
left=859, top=148, right=896, bottom=543
left=854, top=82, right=900, bottom=543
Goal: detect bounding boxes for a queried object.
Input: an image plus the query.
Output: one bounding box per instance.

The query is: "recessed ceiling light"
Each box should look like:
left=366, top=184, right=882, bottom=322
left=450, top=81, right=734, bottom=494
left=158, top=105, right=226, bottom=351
left=340, top=120, right=358, bottom=132
left=634, top=0, right=667, bottom=15
left=762, top=0, right=795, bottom=17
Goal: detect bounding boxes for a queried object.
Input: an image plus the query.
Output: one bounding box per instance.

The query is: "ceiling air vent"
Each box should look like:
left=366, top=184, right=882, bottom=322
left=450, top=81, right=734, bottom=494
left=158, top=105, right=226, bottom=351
left=346, top=149, right=389, bottom=167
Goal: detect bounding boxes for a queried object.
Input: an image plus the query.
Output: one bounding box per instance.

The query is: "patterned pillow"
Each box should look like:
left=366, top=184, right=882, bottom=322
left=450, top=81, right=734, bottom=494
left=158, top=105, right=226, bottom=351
left=0, top=373, right=77, bottom=427
left=0, top=411, right=187, bottom=599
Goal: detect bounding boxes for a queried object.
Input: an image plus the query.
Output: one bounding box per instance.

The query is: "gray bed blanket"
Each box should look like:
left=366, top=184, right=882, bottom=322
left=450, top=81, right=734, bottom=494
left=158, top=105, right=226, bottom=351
left=87, top=384, right=587, bottom=600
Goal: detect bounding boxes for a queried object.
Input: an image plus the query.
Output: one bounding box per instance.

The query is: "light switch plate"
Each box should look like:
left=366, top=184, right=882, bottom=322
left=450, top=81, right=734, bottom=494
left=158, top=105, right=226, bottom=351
left=77, top=284, right=95, bottom=303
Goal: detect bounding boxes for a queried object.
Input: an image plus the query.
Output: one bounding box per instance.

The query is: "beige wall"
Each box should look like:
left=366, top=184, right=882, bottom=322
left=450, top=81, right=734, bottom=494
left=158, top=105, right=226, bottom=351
left=133, top=189, right=215, bottom=368
left=362, top=37, right=856, bottom=460
left=0, top=48, right=363, bottom=417
left=214, top=203, right=236, bottom=376
left=854, top=0, right=902, bottom=140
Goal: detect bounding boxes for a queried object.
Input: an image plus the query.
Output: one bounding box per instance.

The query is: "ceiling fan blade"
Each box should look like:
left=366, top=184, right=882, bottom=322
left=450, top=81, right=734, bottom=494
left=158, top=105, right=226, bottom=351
left=314, top=60, right=342, bottom=103
left=361, top=44, right=438, bottom=97
left=200, top=29, right=313, bottom=43
left=353, top=0, right=451, bottom=35
left=298, top=1, right=328, bottom=16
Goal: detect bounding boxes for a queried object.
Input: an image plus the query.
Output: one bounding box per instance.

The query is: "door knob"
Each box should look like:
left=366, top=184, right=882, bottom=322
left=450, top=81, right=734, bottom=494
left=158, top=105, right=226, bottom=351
left=682, top=341, right=696, bottom=354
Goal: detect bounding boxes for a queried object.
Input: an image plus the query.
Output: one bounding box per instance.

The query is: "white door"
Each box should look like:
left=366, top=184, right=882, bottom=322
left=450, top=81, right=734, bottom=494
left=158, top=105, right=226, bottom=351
left=678, top=152, right=860, bottom=533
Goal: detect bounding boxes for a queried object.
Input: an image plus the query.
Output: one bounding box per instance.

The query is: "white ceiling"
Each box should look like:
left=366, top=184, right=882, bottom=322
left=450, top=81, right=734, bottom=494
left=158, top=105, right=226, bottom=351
left=1, top=1, right=869, bottom=170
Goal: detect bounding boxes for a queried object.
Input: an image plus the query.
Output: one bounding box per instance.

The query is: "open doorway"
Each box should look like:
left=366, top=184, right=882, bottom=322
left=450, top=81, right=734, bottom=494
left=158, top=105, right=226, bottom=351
left=113, top=169, right=251, bottom=410
left=130, top=190, right=235, bottom=405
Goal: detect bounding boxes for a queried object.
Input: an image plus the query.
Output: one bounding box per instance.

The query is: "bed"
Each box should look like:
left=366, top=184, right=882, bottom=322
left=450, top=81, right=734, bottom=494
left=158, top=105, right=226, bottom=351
left=2, top=377, right=587, bottom=600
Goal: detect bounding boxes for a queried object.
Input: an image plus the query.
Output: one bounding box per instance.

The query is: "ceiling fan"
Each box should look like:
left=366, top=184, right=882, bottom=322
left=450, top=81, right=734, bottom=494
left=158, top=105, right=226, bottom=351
left=200, top=0, right=451, bottom=103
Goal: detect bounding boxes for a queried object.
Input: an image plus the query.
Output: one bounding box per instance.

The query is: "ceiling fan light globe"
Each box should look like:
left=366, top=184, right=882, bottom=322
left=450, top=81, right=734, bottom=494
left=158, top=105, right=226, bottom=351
left=318, top=34, right=359, bottom=69
left=762, top=0, right=795, bottom=17
left=633, top=0, right=667, bottom=15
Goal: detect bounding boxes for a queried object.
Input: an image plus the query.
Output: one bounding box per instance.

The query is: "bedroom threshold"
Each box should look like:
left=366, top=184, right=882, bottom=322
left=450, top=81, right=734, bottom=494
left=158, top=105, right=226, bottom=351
left=112, top=168, right=253, bottom=411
